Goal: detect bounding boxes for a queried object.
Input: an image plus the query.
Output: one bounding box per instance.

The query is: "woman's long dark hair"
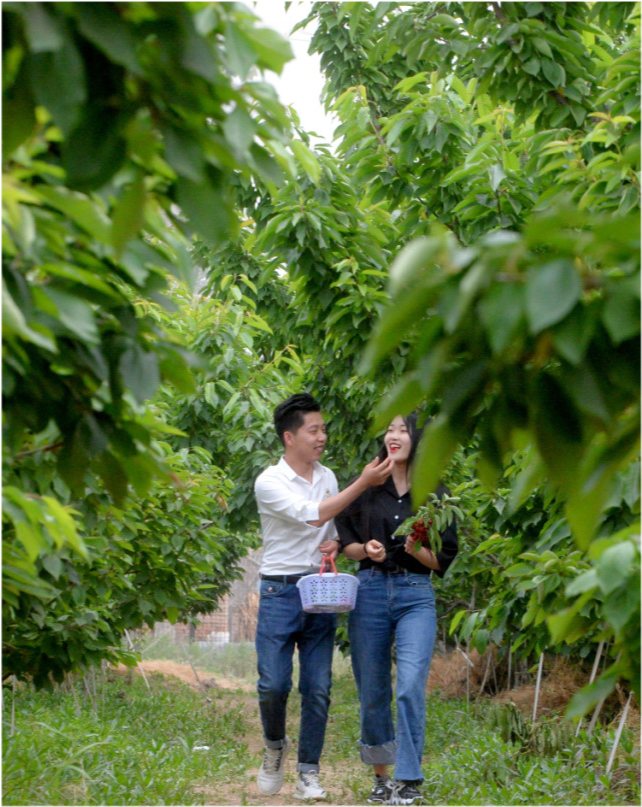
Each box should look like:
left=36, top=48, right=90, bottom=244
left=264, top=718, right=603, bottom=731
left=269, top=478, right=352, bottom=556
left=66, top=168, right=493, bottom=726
left=376, top=412, right=428, bottom=471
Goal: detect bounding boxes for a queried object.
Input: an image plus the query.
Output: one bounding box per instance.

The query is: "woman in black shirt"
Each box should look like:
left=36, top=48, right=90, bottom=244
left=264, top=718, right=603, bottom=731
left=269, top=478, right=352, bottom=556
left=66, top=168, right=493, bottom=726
left=336, top=414, right=458, bottom=805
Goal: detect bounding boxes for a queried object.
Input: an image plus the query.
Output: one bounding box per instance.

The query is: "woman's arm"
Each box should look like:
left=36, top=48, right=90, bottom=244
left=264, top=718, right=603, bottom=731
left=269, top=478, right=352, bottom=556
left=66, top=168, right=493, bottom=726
left=343, top=539, right=386, bottom=563
left=404, top=536, right=441, bottom=570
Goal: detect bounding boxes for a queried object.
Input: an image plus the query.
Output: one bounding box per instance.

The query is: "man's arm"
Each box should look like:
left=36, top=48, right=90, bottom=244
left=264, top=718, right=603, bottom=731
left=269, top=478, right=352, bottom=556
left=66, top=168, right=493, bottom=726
left=307, top=456, right=394, bottom=527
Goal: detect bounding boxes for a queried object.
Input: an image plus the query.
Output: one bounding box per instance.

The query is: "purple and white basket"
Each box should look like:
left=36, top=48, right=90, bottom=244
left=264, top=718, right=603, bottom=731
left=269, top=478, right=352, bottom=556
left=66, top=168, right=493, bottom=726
left=297, top=556, right=359, bottom=613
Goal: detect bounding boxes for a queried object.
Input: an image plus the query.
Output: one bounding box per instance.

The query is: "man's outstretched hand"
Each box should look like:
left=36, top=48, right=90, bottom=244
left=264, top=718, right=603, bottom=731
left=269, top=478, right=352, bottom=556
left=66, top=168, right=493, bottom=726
left=360, top=455, right=394, bottom=487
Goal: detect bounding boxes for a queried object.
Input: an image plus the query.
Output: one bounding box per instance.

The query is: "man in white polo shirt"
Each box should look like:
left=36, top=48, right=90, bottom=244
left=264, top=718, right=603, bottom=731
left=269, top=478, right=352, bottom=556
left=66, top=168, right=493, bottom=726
left=254, top=393, right=393, bottom=800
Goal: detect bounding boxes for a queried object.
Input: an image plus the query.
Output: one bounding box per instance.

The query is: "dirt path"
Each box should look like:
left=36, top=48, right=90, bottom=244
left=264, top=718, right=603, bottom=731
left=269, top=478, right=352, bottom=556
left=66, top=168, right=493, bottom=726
left=113, top=660, right=364, bottom=805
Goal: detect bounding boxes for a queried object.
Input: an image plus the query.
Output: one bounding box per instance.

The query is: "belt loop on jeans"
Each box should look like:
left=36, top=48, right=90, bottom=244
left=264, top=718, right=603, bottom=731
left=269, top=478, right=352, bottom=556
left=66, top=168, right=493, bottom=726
left=260, top=573, right=309, bottom=585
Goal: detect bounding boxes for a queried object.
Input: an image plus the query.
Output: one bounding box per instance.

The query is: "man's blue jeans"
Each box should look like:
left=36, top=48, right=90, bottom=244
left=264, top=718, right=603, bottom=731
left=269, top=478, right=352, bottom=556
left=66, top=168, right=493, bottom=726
left=255, top=578, right=337, bottom=773
left=349, top=568, right=437, bottom=782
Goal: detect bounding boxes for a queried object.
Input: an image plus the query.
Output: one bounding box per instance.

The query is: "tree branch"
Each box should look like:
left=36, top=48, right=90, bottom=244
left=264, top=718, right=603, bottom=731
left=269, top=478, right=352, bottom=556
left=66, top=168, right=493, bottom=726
left=14, top=441, right=64, bottom=461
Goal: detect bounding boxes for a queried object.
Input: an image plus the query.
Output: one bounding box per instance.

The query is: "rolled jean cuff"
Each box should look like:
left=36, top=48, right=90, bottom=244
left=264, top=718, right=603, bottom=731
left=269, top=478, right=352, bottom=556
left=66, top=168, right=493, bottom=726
left=297, top=763, right=320, bottom=773
left=264, top=736, right=287, bottom=750
left=360, top=740, right=396, bottom=765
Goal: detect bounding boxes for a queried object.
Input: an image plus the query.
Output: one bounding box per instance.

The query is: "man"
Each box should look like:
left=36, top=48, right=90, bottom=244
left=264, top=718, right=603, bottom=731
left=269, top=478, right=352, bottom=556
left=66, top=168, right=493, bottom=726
left=254, top=393, right=394, bottom=800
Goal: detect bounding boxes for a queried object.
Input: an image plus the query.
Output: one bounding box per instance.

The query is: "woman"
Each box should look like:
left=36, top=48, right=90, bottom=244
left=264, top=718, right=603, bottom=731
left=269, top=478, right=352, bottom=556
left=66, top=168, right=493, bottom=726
left=336, top=414, right=458, bottom=805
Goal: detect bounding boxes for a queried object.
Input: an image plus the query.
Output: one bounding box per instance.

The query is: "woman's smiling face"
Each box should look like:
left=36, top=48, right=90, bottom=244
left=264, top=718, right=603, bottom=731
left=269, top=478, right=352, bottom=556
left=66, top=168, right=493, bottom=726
left=384, top=415, right=411, bottom=464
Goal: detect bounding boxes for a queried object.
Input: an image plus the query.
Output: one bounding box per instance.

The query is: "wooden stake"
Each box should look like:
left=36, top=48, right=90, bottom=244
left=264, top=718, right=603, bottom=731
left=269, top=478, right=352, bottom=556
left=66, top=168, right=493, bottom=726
left=507, top=641, right=512, bottom=692
left=606, top=693, right=632, bottom=775
left=588, top=649, right=620, bottom=737
left=478, top=651, right=493, bottom=698
left=576, top=640, right=604, bottom=737
left=11, top=677, right=16, bottom=738
left=532, top=652, right=544, bottom=723
left=456, top=643, right=473, bottom=711
left=179, top=638, right=212, bottom=703
left=124, top=629, right=151, bottom=692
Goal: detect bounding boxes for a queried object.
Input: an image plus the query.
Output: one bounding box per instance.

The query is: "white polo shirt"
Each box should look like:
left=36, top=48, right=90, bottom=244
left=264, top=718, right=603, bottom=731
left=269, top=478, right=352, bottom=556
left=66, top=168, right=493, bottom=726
left=255, top=457, right=339, bottom=576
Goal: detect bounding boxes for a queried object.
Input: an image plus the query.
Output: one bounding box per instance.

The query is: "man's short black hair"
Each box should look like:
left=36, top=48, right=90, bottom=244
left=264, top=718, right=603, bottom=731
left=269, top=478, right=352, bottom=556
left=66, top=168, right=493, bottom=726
left=274, top=393, right=321, bottom=446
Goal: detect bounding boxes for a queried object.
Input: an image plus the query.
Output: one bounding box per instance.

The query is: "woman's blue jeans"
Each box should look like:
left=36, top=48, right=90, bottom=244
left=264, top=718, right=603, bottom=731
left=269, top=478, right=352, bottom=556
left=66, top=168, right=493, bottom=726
left=255, top=578, right=337, bottom=773
left=349, top=568, right=437, bottom=782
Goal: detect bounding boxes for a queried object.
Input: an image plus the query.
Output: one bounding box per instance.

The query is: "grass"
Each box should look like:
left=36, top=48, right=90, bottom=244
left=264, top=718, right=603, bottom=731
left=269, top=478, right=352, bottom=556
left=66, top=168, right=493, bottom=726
left=322, top=674, right=640, bottom=806
left=2, top=672, right=251, bottom=805
left=3, top=655, right=639, bottom=806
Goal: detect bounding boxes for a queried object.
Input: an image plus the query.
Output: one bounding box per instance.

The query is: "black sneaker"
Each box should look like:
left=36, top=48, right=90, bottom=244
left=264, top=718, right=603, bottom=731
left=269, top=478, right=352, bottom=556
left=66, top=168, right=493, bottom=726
left=390, top=780, right=423, bottom=805
left=367, top=774, right=394, bottom=804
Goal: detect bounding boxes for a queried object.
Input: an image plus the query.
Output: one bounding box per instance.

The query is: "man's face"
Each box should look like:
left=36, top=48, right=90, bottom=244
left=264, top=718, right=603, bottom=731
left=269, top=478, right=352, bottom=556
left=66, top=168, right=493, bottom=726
left=285, top=411, right=327, bottom=462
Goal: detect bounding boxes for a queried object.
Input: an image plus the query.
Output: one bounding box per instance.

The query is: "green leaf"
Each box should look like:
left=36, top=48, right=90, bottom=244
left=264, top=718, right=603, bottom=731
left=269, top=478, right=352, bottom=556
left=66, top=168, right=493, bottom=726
left=532, top=37, right=553, bottom=59
left=111, top=174, right=146, bottom=256
left=249, top=144, right=286, bottom=186
left=479, top=282, right=525, bottom=354
left=111, top=175, right=147, bottom=255
left=76, top=3, right=140, bottom=73
left=27, top=39, right=86, bottom=136
left=566, top=665, right=621, bottom=719
left=36, top=186, right=112, bottom=243
left=449, top=609, right=468, bottom=634
left=2, top=282, right=57, bottom=351
left=291, top=141, right=321, bottom=184
left=602, top=281, right=640, bottom=344
left=373, top=374, right=425, bottom=432
left=178, top=11, right=218, bottom=82
left=551, top=302, right=599, bottom=365
left=489, top=163, right=507, bottom=192
left=62, top=111, right=128, bottom=191
left=224, top=22, right=258, bottom=80
left=387, top=235, right=446, bottom=298
left=542, top=60, right=566, bottom=87
left=243, top=27, right=294, bottom=75
left=565, top=568, right=598, bottom=597
left=532, top=373, right=583, bottom=491
left=94, top=452, right=128, bottom=507
left=522, top=57, right=541, bottom=75
left=42, top=497, right=88, bottom=559
left=163, top=126, right=203, bottom=183
left=222, top=105, right=258, bottom=155
left=2, top=63, right=37, bottom=159
left=41, top=288, right=100, bottom=344
left=595, top=541, right=636, bottom=594
left=118, top=346, right=160, bottom=404
left=15, top=521, right=47, bottom=562
left=176, top=170, right=237, bottom=246
left=22, top=3, right=64, bottom=52
left=602, top=581, right=639, bottom=632
left=411, top=416, right=459, bottom=507
left=526, top=260, right=582, bottom=334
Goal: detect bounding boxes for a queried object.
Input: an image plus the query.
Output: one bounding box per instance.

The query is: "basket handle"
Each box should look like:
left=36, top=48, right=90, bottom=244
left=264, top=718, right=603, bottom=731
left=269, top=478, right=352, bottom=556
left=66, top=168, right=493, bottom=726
left=319, top=555, right=338, bottom=576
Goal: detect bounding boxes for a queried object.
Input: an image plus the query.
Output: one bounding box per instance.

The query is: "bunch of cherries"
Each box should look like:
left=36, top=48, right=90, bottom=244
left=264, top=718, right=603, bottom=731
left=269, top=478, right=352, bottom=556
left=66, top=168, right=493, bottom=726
left=409, top=517, right=433, bottom=546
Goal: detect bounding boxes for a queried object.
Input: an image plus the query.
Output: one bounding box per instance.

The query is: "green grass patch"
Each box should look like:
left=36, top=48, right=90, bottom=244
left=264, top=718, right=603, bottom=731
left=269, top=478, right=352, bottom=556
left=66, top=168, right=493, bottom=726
left=3, top=673, right=250, bottom=806
left=3, top=664, right=639, bottom=806
left=323, top=674, right=640, bottom=806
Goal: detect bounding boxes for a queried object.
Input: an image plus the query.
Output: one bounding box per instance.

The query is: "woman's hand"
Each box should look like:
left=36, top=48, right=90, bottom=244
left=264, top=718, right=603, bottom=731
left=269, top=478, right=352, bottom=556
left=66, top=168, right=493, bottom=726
left=364, top=539, right=386, bottom=563
left=319, top=539, right=339, bottom=561
left=404, top=535, right=419, bottom=554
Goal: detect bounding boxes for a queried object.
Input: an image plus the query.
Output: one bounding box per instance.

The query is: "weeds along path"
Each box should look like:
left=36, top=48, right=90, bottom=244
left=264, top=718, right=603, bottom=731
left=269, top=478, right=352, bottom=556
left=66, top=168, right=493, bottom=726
left=113, top=661, right=367, bottom=805
left=109, top=659, right=639, bottom=806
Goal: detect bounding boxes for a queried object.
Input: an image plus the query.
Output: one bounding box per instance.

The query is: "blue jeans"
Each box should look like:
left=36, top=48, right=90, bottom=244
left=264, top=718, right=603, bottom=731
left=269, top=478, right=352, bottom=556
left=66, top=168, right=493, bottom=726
left=255, top=578, right=337, bottom=773
left=349, top=568, right=437, bottom=782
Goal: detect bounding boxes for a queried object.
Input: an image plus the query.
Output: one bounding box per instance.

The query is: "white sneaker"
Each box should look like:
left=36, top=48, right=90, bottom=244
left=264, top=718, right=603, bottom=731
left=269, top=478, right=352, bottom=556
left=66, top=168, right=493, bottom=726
left=257, top=737, right=290, bottom=795
left=294, top=771, right=327, bottom=800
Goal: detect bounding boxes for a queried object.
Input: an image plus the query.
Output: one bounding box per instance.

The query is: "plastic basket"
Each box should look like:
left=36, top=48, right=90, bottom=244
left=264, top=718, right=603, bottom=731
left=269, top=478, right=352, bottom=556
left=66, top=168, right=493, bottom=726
left=297, top=555, right=360, bottom=613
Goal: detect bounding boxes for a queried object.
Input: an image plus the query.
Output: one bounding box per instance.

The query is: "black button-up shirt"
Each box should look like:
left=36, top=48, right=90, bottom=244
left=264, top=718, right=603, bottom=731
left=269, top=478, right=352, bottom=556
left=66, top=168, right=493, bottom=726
left=335, top=476, right=458, bottom=577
